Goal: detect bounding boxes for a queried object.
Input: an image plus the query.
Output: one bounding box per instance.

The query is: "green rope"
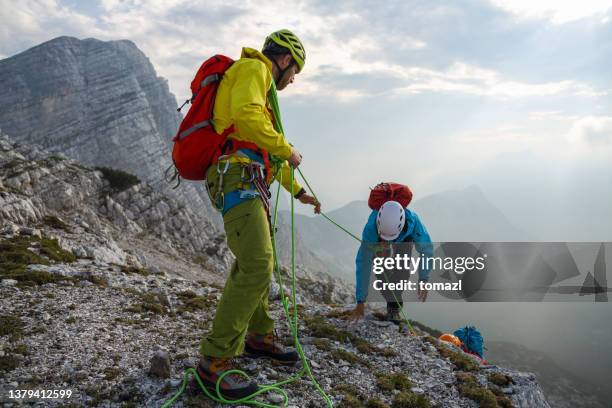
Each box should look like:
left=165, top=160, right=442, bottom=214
left=161, top=77, right=420, bottom=408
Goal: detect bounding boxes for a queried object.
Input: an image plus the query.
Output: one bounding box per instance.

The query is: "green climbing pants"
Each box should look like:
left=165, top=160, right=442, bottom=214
left=200, top=162, right=275, bottom=358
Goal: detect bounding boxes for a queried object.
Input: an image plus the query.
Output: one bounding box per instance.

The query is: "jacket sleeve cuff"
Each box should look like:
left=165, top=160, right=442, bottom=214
left=294, top=187, right=306, bottom=199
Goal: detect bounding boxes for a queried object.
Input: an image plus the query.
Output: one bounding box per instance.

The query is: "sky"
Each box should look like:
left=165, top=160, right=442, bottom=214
left=1, top=0, right=611, bottom=237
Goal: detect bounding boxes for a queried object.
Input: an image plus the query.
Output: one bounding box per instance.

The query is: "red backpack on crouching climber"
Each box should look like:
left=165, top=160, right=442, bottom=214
left=368, top=182, right=413, bottom=210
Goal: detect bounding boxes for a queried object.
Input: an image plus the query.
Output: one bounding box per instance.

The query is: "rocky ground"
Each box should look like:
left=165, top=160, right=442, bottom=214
left=0, top=264, right=549, bottom=408
left=1, top=134, right=550, bottom=407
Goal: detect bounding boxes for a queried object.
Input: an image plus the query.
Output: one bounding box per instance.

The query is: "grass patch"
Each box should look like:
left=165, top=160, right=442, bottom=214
left=0, top=354, right=19, bottom=372
left=42, top=215, right=71, bottom=232
left=375, top=372, right=412, bottom=392
left=12, top=343, right=29, bottom=355
left=125, top=292, right=168, bottom=315
left=39, top=237, right=76, bottom=263
left=0, top=234, right=76, bottom=286
left=425, top=336, right=480, bottom=372
left=304, top=314, right=389, bottom=357
left=0, top=235, right=50, bottom=277
left=0, top=314, right=24, bottom=340
left=409, top=320, right=443, bottom=338
left=325, top=308, right=353, bottom=319
left=456, top=372, right=512, bottom=408
left=381, top=347, right=398, bottom=357
left=66, top=316, right=78, bottom=324
left=331, top=348, right=370, bottom=367
left=120, top=265, right=150, bottom=276
left=488, top=372, right=514, bottom=387
left=335, top=383, right=378, bottom=408
left=103, top=366, right=123, bottom=381
left=366, top=399, right=390, bottom=408
left=312, top=338, right=332, bottom=351
left=96, top=167, right=140, bottom=192
left=176, top=291, right=215, bottom=314
left=305, top=315, right=353, bottom=342
left=391, top=392, right=432, bottom=408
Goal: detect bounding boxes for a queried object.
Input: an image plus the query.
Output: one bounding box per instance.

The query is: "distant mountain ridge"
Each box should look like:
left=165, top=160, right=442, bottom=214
left=0, top=35, right=218, bottom=223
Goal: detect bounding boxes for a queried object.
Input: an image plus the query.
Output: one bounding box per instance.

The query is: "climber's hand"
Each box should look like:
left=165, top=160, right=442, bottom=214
left=417, top=283, right=429, bottom=303
left=298, top=194, right=321, bottom=214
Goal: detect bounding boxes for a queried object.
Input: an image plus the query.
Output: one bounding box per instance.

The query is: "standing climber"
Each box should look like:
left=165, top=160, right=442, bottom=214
left=198, top=30, right=320, bottom=400
left=350, top=199, right=433, bottom=323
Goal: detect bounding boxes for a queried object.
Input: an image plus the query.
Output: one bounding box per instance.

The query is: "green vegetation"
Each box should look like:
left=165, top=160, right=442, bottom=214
left=0, top=235, right=77, bottom=287
left=0, top=341, right=29, bottom=373
left=39, top=237, right=76, bottom=263
left=125, top=292, right=168, bottom=315
left=325, top=308, right=353, bottom=319
left=488, top=372, right=514, bottom=387
left=335, top=383, right=390, bottom=408
left=0, top=314, right=24, bottom=340
left=12, top=343, right=29, bottom=356
left=455, top=372, right=513, bottom=408
left=312, top=338, right=332, bottom=351
left=103, top=366, right=123, bottom=381
left=42, top=215, right=71, bottom=231
left=304, top=314, right=385, bottom=357
left=375, top=372, right=412, bottom=392
left=96, top=166, right=140, bottom=192
left=0, top=354, right=19, bottom=372
left=66, top=316, right=78, bottom=324
left=409, top=320, right=443, bottom=338
left=176, top=290, right=215, bottom=314
left=330, top=348, right=370, bottom=367
left=366, top=399, right=390, bottom=408
left=391, top=392, right=432, bottom=408
left=120, top=265, right=150, bottom=276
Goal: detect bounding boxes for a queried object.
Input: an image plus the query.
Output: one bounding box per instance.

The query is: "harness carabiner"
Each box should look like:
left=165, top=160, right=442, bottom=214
left=212, top=159, right=231, bottom=211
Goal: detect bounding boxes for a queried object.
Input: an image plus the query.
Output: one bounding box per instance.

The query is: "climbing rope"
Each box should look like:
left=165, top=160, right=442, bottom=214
left=161, top=167, right=331, bottom=407
left=162, top=82, right=417, bottom=407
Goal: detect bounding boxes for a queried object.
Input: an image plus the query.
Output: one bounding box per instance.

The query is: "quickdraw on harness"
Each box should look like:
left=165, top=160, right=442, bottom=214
left=242, top=161, right=273, bottom=216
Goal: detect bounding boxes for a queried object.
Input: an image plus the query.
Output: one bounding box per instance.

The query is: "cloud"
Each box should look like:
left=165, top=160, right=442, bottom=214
left=489, top=0, right=612, bottom=24
left=568, top=116, right=612, bottom=145
left=1, top=0, right=610, bottom=105
left=0, top=0, right=105, bottom=52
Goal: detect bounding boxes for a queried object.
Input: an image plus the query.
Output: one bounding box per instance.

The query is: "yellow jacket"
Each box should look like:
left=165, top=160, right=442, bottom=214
left=213, top=47, right=303, bottom=195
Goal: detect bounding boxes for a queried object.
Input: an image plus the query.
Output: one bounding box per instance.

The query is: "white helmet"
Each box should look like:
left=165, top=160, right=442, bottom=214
left=377, top=201, right=406, bottom=241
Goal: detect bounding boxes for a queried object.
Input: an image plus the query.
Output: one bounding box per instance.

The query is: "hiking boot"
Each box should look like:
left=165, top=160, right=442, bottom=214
left=386, top=303, right=403, bottom=324
left=244, top=331, right=299, bottom=365
left=196, top=357, right=259, bottom=400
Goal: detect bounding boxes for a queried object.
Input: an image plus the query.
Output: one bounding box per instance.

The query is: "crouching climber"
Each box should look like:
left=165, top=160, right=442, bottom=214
left=197, top=30, right=321, bottom=400
left=350, top=183, right=433, bottom=323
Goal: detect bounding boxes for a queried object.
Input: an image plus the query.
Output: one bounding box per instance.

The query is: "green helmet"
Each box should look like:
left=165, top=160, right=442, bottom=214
left=263, top=29, right=306, bottom=72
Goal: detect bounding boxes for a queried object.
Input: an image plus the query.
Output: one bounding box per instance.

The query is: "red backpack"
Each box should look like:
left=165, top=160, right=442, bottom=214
left=171, top=55, right=268, bottom=181
left=368, top=182, right=413, bottom=210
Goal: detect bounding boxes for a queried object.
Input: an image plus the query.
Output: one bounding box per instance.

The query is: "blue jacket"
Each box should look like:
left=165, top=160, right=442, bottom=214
left=355, top=208, right=433, bottom=303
